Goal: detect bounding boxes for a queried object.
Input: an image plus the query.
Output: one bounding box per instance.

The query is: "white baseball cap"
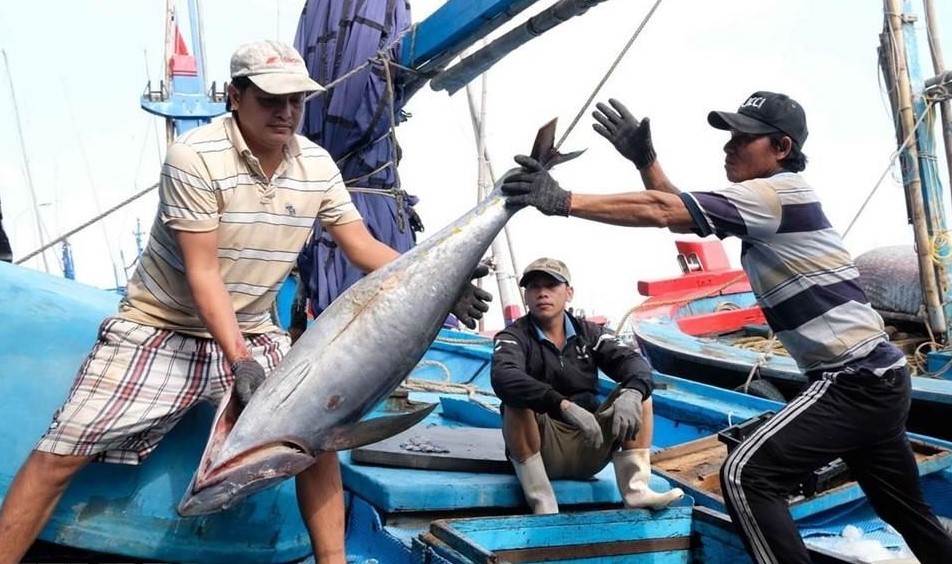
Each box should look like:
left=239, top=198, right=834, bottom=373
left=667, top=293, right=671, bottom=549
left=230, top=40, right=324, bottom=95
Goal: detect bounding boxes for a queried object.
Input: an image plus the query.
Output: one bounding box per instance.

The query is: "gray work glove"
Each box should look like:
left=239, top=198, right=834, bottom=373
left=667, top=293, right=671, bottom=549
left=232, top=358, right=266, bottom=406
left=450, top=264, right=493, bottom=329
left=592, top=99, right=656, bottom=170
left=603, top=388, right=644, bottom=443
left=562, top=401, right=604, bottom=449
left=501, top=155, right=572, bottom=216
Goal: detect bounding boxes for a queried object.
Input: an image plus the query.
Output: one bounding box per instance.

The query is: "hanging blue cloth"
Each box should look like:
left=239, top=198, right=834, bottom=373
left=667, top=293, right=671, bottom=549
left=294, top=0, right=420, bottom=316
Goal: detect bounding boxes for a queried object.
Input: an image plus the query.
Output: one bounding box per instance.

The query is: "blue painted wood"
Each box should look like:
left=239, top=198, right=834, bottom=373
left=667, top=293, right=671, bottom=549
left=0, top=262, right=309, bottom=561
left=400, top=0, right=540, bottom=70
left=414, top=535, right=472, bottom=564
left=439, top=397, right=501, bottom=428
left=342, top=449, right=637, bottom=513
left=691, top=507, right=753, bottom=564
left=425, top=506, right=692, bottom=563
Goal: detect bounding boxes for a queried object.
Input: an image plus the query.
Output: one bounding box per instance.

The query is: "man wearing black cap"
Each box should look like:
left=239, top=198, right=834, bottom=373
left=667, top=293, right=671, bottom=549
left=500, top=94, right=952, bottom=562
left=491, top=257, right=682, bottom=515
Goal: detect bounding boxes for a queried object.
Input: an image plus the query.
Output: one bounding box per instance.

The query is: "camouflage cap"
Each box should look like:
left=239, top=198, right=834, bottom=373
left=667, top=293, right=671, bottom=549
left=519, top=257, right=571, bottom=286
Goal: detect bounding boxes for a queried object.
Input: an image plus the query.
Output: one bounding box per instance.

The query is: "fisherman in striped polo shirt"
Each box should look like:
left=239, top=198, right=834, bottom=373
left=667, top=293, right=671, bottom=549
left=0, top=40, right=490, bottom=563
left=500, top=92, right=952, bottom=563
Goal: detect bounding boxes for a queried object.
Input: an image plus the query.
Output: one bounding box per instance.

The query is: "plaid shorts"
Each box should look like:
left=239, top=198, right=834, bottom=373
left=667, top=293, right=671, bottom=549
left=37, top=317, right=290, bottom=464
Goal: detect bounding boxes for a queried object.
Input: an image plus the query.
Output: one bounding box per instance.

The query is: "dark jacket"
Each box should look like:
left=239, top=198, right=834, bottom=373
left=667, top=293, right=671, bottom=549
left=491, top=312, right=653, bottom=419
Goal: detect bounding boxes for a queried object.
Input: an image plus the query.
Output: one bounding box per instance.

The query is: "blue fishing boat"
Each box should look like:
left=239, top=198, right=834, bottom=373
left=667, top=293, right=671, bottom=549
left=7, top=0, right=952, bottom=562
left=12, top=260, right=952, bottom=561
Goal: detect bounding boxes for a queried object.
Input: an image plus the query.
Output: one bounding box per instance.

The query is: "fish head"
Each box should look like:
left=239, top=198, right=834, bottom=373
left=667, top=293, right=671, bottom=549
left=177, top=387, right=315, bottom=516
left=178, top=372, right=439, bottom=516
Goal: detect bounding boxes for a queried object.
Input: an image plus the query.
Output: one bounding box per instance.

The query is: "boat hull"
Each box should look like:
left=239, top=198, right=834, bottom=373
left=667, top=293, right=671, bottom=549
left=0, top=262, right=310, bottom=562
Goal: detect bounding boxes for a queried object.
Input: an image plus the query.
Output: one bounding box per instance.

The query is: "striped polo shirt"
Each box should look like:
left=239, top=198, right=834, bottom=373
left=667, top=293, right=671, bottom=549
left=680, top=172, right=903, bottom=374
left=118, top=116, right=362, bottom=337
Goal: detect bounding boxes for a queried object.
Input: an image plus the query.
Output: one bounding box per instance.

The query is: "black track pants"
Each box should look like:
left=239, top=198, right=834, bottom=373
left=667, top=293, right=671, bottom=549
left=720, top=367, right=952, bottom=564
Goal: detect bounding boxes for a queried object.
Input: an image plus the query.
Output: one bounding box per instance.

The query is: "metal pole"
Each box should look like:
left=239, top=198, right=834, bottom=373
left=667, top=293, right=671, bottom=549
left=2, top=49, right=50, bottom=273
left=164, top=0, right=175, bottom=145
left=464, top=60, right=524, bottom=327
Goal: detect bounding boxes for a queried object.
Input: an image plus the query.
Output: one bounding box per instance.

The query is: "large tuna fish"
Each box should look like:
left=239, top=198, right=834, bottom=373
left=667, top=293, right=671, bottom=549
left=177, top=120, right=580, bottom=515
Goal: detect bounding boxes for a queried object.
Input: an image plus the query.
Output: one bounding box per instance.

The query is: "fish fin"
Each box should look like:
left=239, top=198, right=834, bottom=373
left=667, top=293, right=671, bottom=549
left=530, top=118, right=557, bottom=165
left=529, top=118, right=586, bottom=169
left=318, top=402, right=438, bottom=451
left=545, top=148, right=586, bottom=168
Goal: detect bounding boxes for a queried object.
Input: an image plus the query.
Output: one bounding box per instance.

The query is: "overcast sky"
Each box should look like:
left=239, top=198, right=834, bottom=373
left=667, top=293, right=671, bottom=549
left=1, top=0, right=951, bottom=328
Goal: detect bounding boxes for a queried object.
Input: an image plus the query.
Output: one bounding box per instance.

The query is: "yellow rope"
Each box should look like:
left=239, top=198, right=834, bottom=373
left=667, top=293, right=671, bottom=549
left=929, top=230, right=952, bottom=265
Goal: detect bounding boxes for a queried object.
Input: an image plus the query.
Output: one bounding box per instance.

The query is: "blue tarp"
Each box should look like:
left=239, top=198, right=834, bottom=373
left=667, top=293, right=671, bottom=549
left=294, top=0, right=419, bottom=316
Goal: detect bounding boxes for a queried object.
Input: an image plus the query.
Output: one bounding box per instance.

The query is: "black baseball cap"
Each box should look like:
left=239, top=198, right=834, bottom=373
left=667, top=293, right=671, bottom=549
left=707, top=91, right=808, bottom=148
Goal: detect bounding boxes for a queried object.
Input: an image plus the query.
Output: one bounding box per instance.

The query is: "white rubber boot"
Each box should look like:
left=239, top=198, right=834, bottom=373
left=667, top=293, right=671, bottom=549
left=511, top=453, right=559, bottom=515
left=612, top=448, right=684, bottom=510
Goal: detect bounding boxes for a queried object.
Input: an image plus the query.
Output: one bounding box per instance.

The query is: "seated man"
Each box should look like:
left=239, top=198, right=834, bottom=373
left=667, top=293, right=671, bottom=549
left=491, top=257, right=683, bottom=514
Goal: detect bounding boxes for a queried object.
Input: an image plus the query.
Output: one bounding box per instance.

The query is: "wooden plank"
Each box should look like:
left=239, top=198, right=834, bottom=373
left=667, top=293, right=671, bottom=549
left=351, top=426, right=510, bottom=473
left=653, top=433, right=952, bottom=514
left=427, top=509, right=693, bottom=562
left=654, top=437, right=727, bottom=501
left=439, top=397, right=501, bottom=428
left=494, top=536, right=691, bottom=562
left=401, top=0, right=540, bottom=69
left=637, top=270, right=751, bottom=298
left=676, top=306, right=766, bottom=336
left=652, top=434, right=722, bottom=463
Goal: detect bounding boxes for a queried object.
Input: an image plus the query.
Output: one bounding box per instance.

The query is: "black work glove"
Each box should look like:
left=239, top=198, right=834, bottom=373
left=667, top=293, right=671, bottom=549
left=450, top=264, right=493, bottom=329
left=232, top=358, right=266, bottom=406
left=501, top=155, right=571, bottom=216
left=592, top=98, right=656, bottom=169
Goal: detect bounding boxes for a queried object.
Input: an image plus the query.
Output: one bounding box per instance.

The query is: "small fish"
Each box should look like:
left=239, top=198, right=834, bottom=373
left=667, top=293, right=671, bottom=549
left=177, top=119, right=581, bottom=515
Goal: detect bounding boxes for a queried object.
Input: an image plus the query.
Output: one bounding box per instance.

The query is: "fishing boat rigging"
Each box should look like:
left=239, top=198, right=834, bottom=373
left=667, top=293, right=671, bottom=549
left=3, top=49, right=54, bottom=275
left=293, top=0, right=664, bottom=328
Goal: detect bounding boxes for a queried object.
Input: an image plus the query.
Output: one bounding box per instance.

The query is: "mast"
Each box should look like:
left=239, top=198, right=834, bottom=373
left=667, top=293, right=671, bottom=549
left=141, top=0, right=226, bottom=140
left=880, top=0, right=951, bottom=340
left=2, top=49, right=51, bottom=274
left=464, top=62, right=524, bottom=328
